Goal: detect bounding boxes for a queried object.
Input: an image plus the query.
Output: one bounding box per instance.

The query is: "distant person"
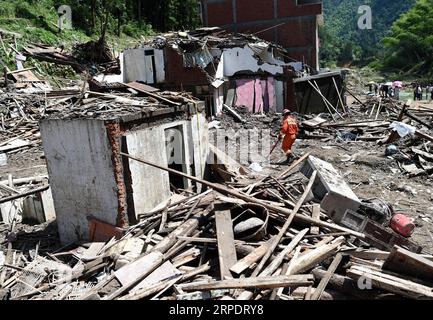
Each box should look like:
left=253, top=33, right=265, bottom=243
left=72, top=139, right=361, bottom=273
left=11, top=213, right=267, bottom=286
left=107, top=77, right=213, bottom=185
left=417, top=85, right=423, bottom=100
left=427, top=86, right=431, bottom=100
left=395, top=86, right=400, bottom=100
left=369, top=83, right=373, bottom=93
left=380, top=84, right=385, bottom=98
left=431, top=86, right=433, bottom=101
left=383, top=85, right=390, bottom=98
left=278, top=109, right=299, bottom=163
left=374, top=83, right=379, bottom=95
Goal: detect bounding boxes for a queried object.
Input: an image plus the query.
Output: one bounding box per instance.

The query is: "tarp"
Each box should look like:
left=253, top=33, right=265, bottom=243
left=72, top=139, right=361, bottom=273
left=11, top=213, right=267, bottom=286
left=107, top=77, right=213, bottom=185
left=254, top=79, right=263, bottom=114
left=235, top=78, right=276, bottom=114
left=235, top=79, right=255, bottom=113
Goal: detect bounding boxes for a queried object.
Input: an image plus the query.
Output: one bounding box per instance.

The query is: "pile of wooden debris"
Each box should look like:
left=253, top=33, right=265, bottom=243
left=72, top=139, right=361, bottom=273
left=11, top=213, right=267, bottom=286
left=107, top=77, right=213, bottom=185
left=1, top=152, right=432, bottom=301
left=299, top=98, right=433, bottom=177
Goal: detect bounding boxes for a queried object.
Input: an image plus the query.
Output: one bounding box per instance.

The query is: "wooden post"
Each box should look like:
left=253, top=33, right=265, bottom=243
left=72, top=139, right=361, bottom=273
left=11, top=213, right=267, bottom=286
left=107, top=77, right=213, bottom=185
left=332, top=77, right=346, bottom=113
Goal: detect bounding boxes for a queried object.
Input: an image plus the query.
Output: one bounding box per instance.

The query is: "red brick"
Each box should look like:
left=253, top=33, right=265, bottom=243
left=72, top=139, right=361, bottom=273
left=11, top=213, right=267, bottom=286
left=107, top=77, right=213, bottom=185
left=236, top=0, right=274, bottom=23
left=164, top=47, right=209, bottom=87
left=207, top=1, right=234, bottom=26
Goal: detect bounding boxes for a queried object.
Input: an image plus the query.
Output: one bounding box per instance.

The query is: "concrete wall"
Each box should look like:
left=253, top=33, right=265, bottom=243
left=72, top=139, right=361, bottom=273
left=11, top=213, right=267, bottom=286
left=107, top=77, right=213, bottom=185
left=41, top=119, right=119, bottom=244
left=222, top=46, right=284, bottom=77
left=124, top=113, right=208, bottom=217
left=123, top=48, right=165, bottom=84
left=125, top=125, right=174, bottom=216
left=189, top=112, right=209, bottom=186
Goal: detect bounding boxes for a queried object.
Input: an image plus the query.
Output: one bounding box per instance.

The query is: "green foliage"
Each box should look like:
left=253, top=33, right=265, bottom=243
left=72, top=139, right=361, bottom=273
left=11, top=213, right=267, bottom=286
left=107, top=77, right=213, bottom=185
left=382, top=0, right=433, bottom=77
left=321, top=0, right=416, bottom=66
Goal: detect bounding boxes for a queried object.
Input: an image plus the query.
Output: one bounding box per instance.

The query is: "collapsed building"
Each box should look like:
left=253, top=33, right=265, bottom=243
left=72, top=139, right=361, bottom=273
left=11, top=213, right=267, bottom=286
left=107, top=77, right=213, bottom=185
left=199, top=0, right=324, bottom=71
left=94, top=28, right=345, bottom=118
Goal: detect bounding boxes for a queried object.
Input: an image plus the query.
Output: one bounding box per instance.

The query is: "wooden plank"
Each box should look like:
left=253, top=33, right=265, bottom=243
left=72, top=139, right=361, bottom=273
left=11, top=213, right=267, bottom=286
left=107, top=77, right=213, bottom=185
left=230, top=237, right=273, bottom=275
left=302, top=116, right=328, bottom=128
left=124, top=83, right=180, bottom=106
left=277, top=152, right=311, bottom=179
left=180, top=275, right=314, bottom=291
left=125, top=81, right=160, bottom=93
left=260, top=228, right=309, bottom=277
left=383, top=246, right=433, bottom=281
left=114, top=252, right=164, bottom=287
left=215, top=208, right=237, bottom=279
left=310, top=204, right=321, bottom=235
left=347, top=265, right=433, bottom=299
left=131, top=261, right=182, bottom=294
left=311, top=253, right=343, bottom=300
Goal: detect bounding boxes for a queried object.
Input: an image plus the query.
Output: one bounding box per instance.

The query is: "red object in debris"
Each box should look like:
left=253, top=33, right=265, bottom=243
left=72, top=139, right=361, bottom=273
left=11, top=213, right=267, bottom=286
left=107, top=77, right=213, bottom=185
left=390, top=213, right=415, bottom=238
left=88, top=218, right=124, bottom=242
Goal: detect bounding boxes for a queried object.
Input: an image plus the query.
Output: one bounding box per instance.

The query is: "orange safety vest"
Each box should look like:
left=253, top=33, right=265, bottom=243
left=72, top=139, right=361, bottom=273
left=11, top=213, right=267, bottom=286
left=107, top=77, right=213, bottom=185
left=281, top=116, right=299, bottom=136
left=280, top=116, right=299, bottom=153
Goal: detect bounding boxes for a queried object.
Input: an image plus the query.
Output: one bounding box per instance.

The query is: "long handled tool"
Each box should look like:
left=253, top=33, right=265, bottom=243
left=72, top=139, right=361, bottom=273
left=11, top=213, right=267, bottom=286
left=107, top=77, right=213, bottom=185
left=268, top=137, right=281, bottom=157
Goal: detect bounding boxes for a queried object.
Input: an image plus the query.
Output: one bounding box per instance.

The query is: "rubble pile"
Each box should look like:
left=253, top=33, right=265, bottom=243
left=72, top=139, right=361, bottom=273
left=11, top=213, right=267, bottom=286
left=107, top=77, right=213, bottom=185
left=1, top=151, right=432, bottom=301
left=298, top=97, right=433, bottom=177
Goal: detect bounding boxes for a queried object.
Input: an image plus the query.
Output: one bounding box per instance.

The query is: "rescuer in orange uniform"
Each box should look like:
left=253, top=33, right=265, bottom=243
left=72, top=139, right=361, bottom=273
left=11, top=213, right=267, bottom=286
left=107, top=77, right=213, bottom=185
left=278, top=109, right=299, bottom=162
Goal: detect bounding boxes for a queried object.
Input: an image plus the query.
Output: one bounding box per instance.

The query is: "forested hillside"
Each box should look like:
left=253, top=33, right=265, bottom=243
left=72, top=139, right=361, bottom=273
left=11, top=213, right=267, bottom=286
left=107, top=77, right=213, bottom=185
left=382, top=0, right=433, bottom=77
left=321, top=0, right=416, bottom=65
left=0, top=0, right=201, bottom=45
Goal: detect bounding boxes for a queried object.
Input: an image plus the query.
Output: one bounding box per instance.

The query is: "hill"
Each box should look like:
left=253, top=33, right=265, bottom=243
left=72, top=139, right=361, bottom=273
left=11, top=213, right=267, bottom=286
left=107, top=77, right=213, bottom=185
left=321, top=0, right=416, bottom=66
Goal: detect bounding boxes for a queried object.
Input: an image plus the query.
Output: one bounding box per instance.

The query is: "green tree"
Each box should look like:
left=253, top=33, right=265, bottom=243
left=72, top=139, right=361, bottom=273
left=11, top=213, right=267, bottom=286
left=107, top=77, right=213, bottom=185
left=382, top=0, right=433, bottom=76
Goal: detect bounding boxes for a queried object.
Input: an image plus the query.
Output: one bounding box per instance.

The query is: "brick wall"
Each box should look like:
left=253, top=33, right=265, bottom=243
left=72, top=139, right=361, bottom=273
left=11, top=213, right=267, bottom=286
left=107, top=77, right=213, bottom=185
left=202, top=0, right=322, bottom=69
left=164, top=47, right=210, bottom=87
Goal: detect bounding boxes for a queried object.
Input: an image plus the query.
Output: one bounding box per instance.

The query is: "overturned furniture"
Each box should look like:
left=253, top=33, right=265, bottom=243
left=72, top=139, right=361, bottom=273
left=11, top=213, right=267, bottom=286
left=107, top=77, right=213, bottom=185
left=40, top=95, right=208, bottom=244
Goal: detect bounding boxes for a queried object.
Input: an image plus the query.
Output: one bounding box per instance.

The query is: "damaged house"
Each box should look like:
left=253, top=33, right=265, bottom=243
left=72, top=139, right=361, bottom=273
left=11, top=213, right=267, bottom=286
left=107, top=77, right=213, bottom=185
left=199, top=0, right=324, bottom=71
left=39, top=93, right=208, bottom=244
left=95, top=28, right=345, bottom=118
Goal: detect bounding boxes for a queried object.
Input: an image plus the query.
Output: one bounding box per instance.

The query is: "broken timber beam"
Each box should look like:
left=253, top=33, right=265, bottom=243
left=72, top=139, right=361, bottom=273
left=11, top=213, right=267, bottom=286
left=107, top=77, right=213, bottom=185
left=347, top=265, right=433, bottom=299
left=0, top=185, right=49, bottom=204
left=223, top=104, right=246, bottom=123
left=259, top=228, right=309, bottom=277
left=383, top=246, right=433, bottom=282
left=310, top=253, right=343, bottom=300
left=215, top=206, right=238, bottom=279
left=230, top=237, right=274, bottom=275
left=404, top=110, right=432, bottom=129
left=289, top=237, right=345, bottom=275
